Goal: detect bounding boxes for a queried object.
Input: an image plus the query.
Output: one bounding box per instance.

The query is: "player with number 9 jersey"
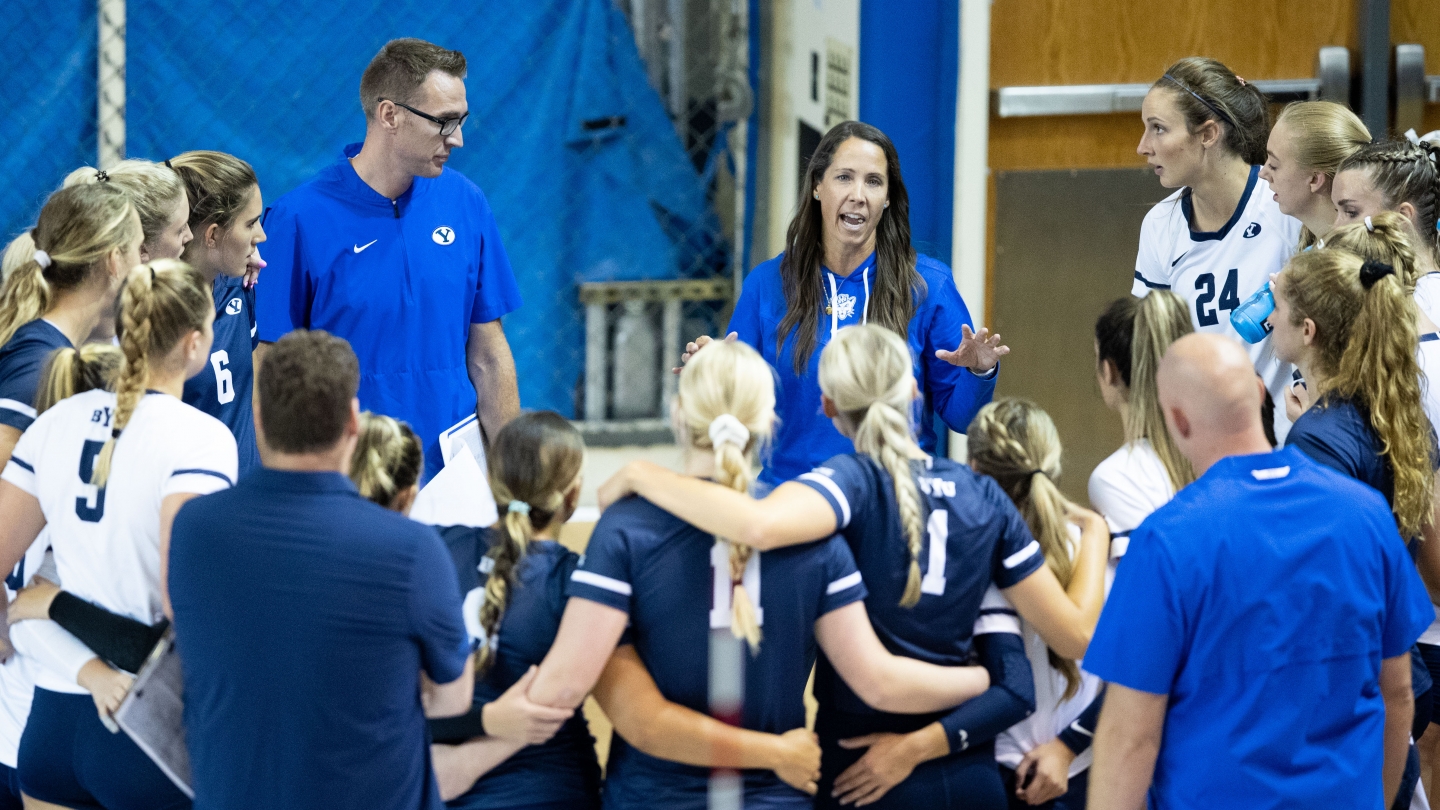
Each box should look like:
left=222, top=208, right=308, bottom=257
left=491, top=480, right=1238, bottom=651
left=0, top=260, right=235, bottom=809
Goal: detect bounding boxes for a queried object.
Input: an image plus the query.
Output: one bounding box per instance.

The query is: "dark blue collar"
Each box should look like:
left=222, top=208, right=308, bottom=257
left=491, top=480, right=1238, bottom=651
left=246, top=468, right=360, bottom=495
left=1181, top=164, right=1260, bottom=242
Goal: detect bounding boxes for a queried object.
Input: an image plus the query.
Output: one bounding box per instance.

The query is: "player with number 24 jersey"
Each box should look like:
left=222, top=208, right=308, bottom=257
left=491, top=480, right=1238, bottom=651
left=1132, top=165, right=1300, bottom=438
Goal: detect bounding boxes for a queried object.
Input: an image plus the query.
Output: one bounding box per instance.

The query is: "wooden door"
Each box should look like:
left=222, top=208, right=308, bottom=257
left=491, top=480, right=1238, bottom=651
left=1394, top=0, right=1440, bottom=136
left=986, top=0, right=1359, bottom=504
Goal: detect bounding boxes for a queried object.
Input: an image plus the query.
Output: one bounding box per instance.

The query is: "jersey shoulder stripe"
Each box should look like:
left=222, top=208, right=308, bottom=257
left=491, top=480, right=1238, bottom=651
left=826, top=570, right=863, bottom=595
left=570, top=570, right=631, bottom=596
left=171, top=468, right=235, bottom=486
left=798, top=470, right=851, bottom=526
left=7, top=456, right=32, bottom=473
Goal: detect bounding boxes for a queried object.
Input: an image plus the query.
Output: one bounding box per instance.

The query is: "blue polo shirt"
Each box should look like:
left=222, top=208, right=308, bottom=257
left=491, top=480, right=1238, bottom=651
left=257, top=143, right=523, bottom=481
left=0, top=319, right=71, bottom=431
left=728, top=252, right=996, bottom=486
left=183, top=275, right=260, bottom=475
left=1085, top=448, right=1433, bottom=810
left=169, top=468, right=470, bottom=810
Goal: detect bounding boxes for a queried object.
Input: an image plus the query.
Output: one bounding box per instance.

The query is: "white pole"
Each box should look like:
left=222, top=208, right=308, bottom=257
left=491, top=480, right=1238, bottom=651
left=97, top=0, right=126, bottom=169
left=950, top=0, right=992, bottom=461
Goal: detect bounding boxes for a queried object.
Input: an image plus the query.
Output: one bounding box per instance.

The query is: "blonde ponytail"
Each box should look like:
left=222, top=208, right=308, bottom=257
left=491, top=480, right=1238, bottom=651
left=675, top=340, right=776, bottom=652
left=0, top=183, right=139, bottom=347
left=967, top=398, right=1082, bottom=700
left=350, top=412, right=423, bottom=508
left=1128, top=291, right=1196, bottom=491
left=35, top=343, right=123, bottom=415
left=818, top=325, right=928, bottom=608
left=92, top=259, right=211, bottom=487
left=476, top=412, right=585, bottom=675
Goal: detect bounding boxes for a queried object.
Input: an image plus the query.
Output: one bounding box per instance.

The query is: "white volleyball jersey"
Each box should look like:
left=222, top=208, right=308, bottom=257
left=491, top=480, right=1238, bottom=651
left=1133, top=166, right=1302, bottom=441
left=1416, top=273, right=1440, bottom=327
left=1415, top=334, right=1440, bottom=646
left=0, top=539, right=58, bottom=766
left=995, top=523, right=1103, bottom=778
left=1, top=390, right=236, bottom=629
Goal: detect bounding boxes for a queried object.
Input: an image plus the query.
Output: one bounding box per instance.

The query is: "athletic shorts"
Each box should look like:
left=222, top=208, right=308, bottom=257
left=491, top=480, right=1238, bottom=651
left=816, top=735, right=1005, bottom=810
left=0, top=763, right=21, bottom=810
left=17, top=688, right=190, bottom=810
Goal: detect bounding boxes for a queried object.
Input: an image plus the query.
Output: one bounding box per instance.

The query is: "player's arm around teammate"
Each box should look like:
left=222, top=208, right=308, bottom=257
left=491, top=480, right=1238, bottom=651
left=0, top=184, right=141, bottom=475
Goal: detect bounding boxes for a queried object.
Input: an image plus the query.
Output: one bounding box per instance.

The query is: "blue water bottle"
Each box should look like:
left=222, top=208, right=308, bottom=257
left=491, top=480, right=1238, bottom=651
left=1230, top=282, right=1275, bottom=344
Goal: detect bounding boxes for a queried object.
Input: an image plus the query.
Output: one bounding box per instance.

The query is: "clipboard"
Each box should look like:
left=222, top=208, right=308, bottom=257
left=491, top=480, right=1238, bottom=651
left=409, top=414, right=498, bottom=528
left=112, top=627, right=194, bottom=798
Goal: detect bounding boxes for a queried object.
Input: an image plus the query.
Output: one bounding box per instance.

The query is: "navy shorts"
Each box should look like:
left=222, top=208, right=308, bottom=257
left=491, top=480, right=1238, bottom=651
left=0, top=763, right=21, bottom=810
left=816, top=736, right=1005, bottom=810
left=17, top=688, right=190, bottom=810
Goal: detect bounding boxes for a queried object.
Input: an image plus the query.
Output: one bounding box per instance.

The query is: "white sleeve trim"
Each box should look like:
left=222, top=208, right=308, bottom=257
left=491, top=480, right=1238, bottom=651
left=799, top=471, right=851, bottom=528
left=571, top=570, right=633, bottom=596
left=0, top=399, right=36, bottom=419
left=1003, top=540, right=1041, bottom=570
left=826, top=571, right=863, bottom=595
left=974, top=613, right=1022, bottom=635
left=1, top=459, right=37, bottom=496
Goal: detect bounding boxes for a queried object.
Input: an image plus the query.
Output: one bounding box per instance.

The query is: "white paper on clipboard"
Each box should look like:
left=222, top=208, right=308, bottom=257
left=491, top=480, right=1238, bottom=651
left=112, top=628, right=193, bottom=798
left=409, top=414, right=498, bottom=528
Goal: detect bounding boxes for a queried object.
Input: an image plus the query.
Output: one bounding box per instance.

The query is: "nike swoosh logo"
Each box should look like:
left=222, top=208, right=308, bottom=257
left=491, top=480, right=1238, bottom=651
left=353, top=240, right=377, bottom=253
left=1171, top=251, right=1189, bottom=267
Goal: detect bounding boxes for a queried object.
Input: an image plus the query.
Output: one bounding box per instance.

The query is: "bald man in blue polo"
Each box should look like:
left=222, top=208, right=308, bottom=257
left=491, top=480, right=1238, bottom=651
left=1084, top=333, right=1432, bottom=810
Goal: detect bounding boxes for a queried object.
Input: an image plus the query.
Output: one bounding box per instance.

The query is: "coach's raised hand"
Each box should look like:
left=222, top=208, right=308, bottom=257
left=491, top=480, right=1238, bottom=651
left=674, top=332, right=738, bottom=373
left=935, top=324, right=1009, bottom=372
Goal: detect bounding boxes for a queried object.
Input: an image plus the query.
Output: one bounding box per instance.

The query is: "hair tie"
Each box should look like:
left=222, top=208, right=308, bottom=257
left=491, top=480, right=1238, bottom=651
left=163, top=158, right=174, bottom=170
left=1027, top=469, right=1047, bottom=479
left=1236, top=76, right=1247, bottom=87
left=507, top=500, right=530, bottom=515
left=1359, top=260, right=1395, bottom=289
left=111, top=427, right=121, bottom=439
left=1364, top=215, right=1374, bottom=233
left=95, top=170, right=109, bottom=183
left=150, top=266, right=156, bottom=284
left=32, top=249, right=51, bottom=270
left=708, top=413, right=751, bottom=451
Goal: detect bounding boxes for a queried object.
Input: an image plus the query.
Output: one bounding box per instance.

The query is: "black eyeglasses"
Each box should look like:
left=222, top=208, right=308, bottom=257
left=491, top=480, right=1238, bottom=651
left=380, top=98, right=468, bottom=137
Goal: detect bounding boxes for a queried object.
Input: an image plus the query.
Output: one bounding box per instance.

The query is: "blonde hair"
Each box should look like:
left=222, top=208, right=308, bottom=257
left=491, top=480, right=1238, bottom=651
left=675, top=340, right=776, bottom=651
left=1324, top=212, right=1423, bottom=288
left=967, top=398, right=1082, bottom=700
left=350, top=412, right=423, bottom=507
left=0, top=184, right=139, bottom=347
left=91, top=259, right=212, bottom=487
left=478, top=412, right=585, bottom=674
left=818, top=324, right=927, bottom=607
left=1128, top=291, right=1197, bottom=491
left=1274, top=102, right=1371, bottom=249
left=63, top=161, right=186, bottom=251
left=1280, top=248, right=1433, bottom=537
left=35, top=343, right=122, bottom=415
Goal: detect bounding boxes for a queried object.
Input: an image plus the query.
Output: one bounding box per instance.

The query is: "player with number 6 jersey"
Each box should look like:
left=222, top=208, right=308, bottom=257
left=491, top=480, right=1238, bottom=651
left=0, top=260, right=236, bottom=809
left=172, top=151, right=267, bottom=476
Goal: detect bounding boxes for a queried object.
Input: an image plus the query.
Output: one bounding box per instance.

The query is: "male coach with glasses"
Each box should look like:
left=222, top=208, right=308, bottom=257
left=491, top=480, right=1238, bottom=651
left=256, top=38, right=522, bottom=483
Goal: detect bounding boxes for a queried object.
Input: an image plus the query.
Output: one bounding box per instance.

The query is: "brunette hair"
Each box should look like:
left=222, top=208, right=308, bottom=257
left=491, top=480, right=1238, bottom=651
left=169, top=151, right=259, bottom=235
left=1336, top=138, right=1440, bottom=265
left=777, top=121, right=924, bottom=374
left=360, top=38, right=467, bottom=119
left=257, top=330, right=360, bottom=454
left=1154, top=57, right=1270, bottom=165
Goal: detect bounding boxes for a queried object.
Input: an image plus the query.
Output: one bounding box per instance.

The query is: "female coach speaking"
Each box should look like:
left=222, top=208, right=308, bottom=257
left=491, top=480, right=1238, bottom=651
left=685, top=121, right=1006, bottom=487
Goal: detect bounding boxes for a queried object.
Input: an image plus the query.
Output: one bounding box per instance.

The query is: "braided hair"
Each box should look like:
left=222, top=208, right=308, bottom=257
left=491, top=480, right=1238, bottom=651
left=476, top=412, right=585, bottom=675
left=967, top=398, right=1082, bottom=700
left=350, top=412, right=423, bottom=508
left=818, top=325, right=929, bottom=607
left=1337, top=139, right=1440, bottom=266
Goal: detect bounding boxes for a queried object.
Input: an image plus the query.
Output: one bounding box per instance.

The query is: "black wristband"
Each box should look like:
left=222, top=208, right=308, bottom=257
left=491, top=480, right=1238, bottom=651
left=49, top=590, right=167, bottom=674
left=427, top=700, right=490, bottom=744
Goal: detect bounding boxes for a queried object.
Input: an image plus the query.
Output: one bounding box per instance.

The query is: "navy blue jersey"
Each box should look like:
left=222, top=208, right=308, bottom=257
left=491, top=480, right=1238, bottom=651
left=0, top=320, right=70, bottom=431
left=257, top=143, right=523, bottom=483
left=796, top=453, right=1044, bottom=736
left=183, top=276, right=260, bottom=475
left=437, top=526, right=600, bottom=810
left=568, top=496, right=867, bottom=810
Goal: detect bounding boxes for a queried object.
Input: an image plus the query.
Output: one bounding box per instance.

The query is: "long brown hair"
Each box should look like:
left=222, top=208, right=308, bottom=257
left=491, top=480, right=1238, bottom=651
left=777, top=121, right=924, bottom=374
left=967, top=398, right=1082, bottom=700
left=1154, top=57, right=1270, bottom=166
left=1280, top=248, right=1433, bottom=537
left=477, top=412, right=585, bottom=674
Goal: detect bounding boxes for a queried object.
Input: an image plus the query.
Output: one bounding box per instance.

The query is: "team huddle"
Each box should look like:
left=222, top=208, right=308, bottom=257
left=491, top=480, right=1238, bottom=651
left=0, top=33, right=1436, bottom=810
